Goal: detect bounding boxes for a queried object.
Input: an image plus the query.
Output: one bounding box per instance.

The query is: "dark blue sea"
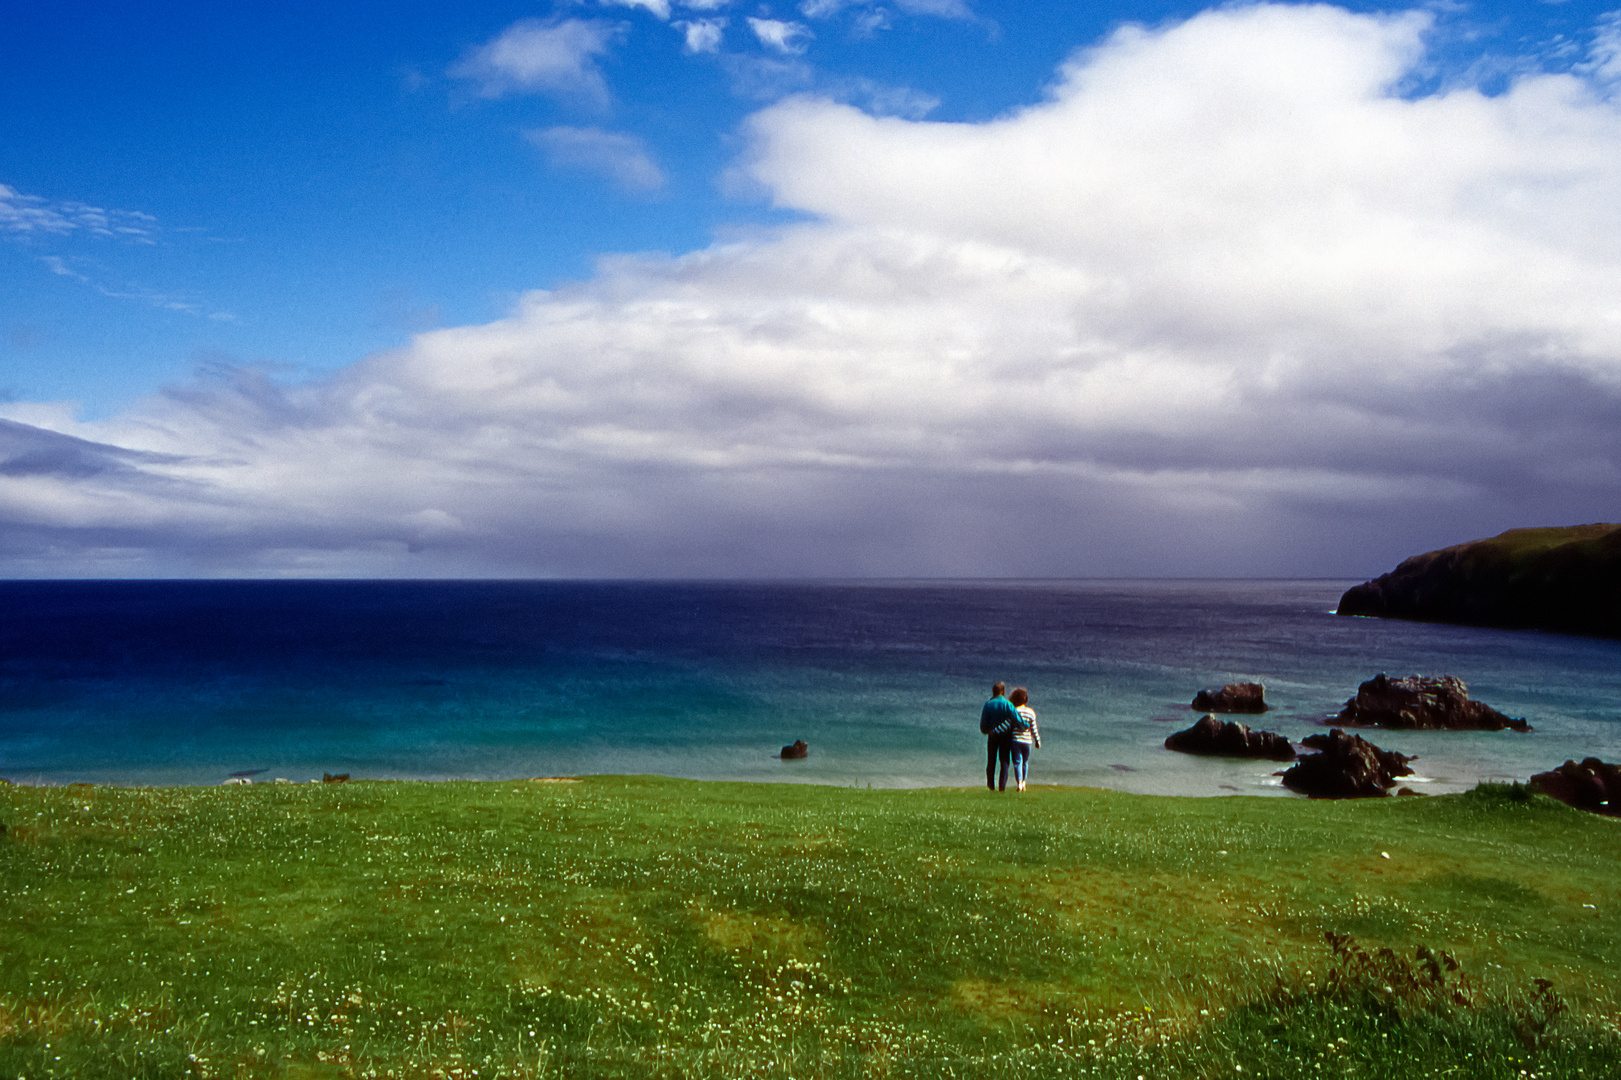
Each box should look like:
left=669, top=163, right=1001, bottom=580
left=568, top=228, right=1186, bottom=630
left=1, top=579, right=1617, bottom=796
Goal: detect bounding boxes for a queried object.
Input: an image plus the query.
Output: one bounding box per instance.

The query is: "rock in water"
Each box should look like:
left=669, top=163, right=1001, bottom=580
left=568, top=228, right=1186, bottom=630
left=780, top=740, right=808, bottom=760
left=1164, top=714, right=1296, bottom=761
left=1190, top=682, right=1268, bottom=713
left=1335, top=673, right=1530, bottom=732
left=1529, top=759, right=1621, bottom=816
left=1282, top=729, right=1413, bottom=799
left=1337, top=523, right=1621, bottom=637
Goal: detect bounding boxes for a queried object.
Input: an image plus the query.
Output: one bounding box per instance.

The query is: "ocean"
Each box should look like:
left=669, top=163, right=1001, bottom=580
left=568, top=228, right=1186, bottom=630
left=1, top=579, right=1617, bottom=796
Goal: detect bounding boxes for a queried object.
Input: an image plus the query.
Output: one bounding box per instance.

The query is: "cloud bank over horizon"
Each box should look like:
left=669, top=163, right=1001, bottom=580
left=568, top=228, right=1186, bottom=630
left=5, top=3, right=1621, bottom=578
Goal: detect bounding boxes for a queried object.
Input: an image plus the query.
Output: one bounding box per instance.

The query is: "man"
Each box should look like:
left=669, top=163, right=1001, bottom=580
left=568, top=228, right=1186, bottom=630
left=980, top=681, right=1019, bottom=791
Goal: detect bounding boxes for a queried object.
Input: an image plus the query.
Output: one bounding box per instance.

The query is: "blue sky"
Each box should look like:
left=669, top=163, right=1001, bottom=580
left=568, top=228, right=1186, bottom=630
left=3, top=0, right=1621, bottom=577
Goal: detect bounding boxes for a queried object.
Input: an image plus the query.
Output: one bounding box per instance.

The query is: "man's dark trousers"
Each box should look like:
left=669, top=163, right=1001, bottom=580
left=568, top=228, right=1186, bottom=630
left=987, top=734, right=1012, bottom=791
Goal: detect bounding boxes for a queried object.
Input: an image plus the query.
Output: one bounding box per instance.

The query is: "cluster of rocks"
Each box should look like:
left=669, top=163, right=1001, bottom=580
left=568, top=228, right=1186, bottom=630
left=1164, top=714, right=1296, bottom=762
left=1335, top=674, right=1531, bottom=732
left=1280, top=729, right=1414, bottom=799
left=1165, top=677, right=1531, bottom=799
left=1529, top=758, right=1621, bottom=816
left=1191, top=682, right=1268, bottom=713
left=780, top=740, right=809, bottom=760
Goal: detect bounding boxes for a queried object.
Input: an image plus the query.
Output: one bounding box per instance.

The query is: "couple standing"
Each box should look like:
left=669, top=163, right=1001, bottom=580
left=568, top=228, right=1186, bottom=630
left=980, top=681, right=1041, bottom=792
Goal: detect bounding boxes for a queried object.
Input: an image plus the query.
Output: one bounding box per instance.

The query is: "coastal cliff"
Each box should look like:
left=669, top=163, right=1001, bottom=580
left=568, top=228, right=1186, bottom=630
left=1337, top=524, right=1621, bottom=637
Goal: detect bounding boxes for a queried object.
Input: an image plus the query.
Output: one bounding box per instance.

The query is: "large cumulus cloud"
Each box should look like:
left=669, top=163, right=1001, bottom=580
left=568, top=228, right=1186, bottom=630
left=5, top=3, right=1621, bottom=577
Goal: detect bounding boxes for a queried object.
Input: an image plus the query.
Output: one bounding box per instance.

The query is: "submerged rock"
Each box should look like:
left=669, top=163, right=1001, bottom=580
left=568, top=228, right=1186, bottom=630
left=1529, top=758, right=1621, bottom=816
left=1335, top=673, right=1530, bottom=732
left=780, top=740, right=809, bottom=760
left=1191, top=682, right=1268, bottom=713
left=1164, top=714, right=1296, bottom=761
left=1282, top=728, right=1413, bottom=799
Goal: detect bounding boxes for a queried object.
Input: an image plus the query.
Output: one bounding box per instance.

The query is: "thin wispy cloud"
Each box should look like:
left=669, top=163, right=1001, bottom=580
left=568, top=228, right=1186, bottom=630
left=1585, top=9, right=1621, bottom=89
left=748, top=17, right=813, bottom=55
left=449, top=18, right=623, bottom=104
left=7, top=187, right=230, bottom=321
left=40, top=254, right=230, bottom=320
left=892, top=0, right=973, bottom=18
left=39, top=255, right=87, bottom=280
left=800, top=0, right=972, bottom=22
left=526, top=126, right=667, bottom=191
left=1, top=183, right=157, bottom=242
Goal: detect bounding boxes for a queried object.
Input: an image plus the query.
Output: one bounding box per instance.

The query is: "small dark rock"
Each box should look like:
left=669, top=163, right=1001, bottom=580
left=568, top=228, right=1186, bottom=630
left=1335, top=673, right=1530, bottom=732
left=1282, top=728, right=1414, bottom=799
left=1191, top=682, right=1269, bottom=713
left=322, top=773, right=350, bottom=784
left=1165, top=714, right=1296, bottom=761
left=780, top=740, right=808, bottom=760
left=1528, top=758, right=1621, bottom=816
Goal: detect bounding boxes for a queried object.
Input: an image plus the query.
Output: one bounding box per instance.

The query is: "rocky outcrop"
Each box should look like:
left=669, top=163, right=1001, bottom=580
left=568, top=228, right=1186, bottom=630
left=1164, top=714, right=1296, bottom=761
left=1335, top=674, right=1530, bottom=732
left=1282, top=729, right=1413, bottom=799
left=1191, top=682, right=1268, bottom=713
left=1338, top=524, right=1621, bottom=637
left=780, top=740, right=808, bottom=760
left=1528, top=758, right=1621, bottom=816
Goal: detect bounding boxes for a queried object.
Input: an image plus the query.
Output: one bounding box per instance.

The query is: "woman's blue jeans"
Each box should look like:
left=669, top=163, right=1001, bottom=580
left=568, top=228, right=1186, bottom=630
left=1010, top=741, right=1031, bottom=786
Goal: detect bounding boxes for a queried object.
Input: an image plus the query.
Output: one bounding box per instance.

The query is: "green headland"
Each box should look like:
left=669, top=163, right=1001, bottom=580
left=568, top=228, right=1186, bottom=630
left=1338, top=523, right=1621, bottom=637
left=3, top=776, right=1619, bottom=1078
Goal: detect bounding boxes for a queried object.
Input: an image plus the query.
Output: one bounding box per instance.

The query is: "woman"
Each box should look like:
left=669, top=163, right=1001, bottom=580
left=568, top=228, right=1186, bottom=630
left=1007, top=687, right=1041, bottom=792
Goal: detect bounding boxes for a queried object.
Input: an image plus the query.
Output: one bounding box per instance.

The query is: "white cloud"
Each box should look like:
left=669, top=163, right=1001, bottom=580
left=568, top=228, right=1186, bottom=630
left=449, top=18, right=621, bottom=104
left=9, top=3, right=1621, bottom=577
left=602, top=0, right=672, bottom=20
left=748, top=17, right=813, bottom=54
left=526, top=126, right=667, bottom=191
left=676, top=17, right=727, bottom=53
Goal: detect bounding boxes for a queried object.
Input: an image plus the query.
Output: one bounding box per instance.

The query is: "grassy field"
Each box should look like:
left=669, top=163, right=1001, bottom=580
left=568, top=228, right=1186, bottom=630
left=2, top=776, right=1619, bottom=1079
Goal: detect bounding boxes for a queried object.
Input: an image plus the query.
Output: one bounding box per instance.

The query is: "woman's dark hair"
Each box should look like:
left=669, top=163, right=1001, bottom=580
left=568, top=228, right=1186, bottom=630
left=1009, top=687, right=1028, bottom=706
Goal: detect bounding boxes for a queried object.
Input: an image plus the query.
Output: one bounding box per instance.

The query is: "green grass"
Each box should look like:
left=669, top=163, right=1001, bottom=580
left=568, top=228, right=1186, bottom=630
left=2, top=777, right=1619, bottom=1078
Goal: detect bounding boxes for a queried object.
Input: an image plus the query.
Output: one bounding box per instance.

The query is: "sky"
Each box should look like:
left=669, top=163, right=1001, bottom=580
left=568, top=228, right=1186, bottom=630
left=3, top=0, right=1621, bottom=578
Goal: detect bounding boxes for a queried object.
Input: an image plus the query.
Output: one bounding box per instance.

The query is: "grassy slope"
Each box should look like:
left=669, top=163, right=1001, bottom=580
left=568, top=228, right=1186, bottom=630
left=2, top=776, right=1619, bottom=1078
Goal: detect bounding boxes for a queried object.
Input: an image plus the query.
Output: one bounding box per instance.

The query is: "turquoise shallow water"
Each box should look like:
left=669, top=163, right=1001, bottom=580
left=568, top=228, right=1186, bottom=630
left=1, top=579, right=1617, bottom=795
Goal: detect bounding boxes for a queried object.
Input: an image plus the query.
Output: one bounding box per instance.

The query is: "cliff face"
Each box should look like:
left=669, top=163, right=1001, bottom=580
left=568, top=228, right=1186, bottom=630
left=1337, top=524, right=1621, bottom=638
